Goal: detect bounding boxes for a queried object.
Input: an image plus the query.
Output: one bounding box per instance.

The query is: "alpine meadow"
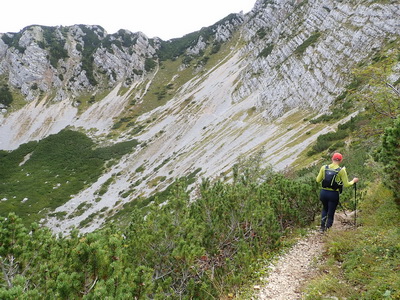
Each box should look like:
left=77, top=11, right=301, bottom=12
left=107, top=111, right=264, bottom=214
left=0, top=0, right=399, bottom=299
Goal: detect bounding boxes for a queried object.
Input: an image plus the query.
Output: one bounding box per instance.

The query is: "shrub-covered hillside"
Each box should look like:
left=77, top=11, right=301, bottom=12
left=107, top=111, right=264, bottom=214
left=0, top=161, right=320, bottom=299
left=0, top=130, right=139, bottom=226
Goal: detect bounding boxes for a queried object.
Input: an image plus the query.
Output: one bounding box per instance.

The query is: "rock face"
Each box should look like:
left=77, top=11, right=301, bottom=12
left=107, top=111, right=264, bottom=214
left=0, top=25, right=158, bottom=101
left=238, top=0, right=400, bottom=119
left=0, top=0, right=399, bottom=233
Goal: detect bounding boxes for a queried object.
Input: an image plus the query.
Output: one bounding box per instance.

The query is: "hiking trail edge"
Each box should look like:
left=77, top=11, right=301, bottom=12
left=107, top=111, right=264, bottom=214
left=254, top=212, right=353, bottom=300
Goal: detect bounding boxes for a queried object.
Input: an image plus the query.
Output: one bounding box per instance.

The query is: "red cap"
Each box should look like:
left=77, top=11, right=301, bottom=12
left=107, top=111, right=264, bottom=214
left=332, top=153, right=343, bottom=161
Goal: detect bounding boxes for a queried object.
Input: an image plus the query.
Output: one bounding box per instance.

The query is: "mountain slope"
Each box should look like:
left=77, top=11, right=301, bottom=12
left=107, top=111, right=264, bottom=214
left=0, top=0, right=399, bottom=233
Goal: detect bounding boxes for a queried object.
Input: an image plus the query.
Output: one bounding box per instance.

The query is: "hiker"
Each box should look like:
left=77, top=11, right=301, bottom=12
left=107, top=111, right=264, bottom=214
left=316, top=153, right=359, bottom=232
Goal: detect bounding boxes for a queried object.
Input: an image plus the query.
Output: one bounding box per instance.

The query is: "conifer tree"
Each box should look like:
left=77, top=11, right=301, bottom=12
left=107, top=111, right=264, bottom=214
left=375, top=117, right=400, bottom=201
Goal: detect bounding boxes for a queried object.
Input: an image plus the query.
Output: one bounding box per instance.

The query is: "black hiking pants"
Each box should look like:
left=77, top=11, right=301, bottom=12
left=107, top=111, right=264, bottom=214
left=320, top=189, right=339, bottom=231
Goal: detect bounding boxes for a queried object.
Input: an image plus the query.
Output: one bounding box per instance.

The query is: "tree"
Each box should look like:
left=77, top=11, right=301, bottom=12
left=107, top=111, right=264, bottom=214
left=0, top=85, right=13, bottom=107
left=353, top=53, right=400, bottom=119
left=375, top=117, right=400, bottom=201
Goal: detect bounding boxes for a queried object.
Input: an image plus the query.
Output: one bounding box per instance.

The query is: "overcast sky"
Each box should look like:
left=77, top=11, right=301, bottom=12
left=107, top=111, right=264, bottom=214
left=1, top=0, right=255, bottom=40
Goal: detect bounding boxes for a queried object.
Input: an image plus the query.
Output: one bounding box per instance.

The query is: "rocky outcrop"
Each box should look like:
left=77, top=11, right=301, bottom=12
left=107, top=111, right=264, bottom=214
left=0, top=25, right=158, bottom=101
left=236, top=0, right=400, bottom=119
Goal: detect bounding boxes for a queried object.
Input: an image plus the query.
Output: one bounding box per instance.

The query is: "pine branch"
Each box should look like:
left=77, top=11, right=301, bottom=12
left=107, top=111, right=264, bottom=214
left=0, top=256, right=13, bottom=289
left=386, top=82, right=400, bottom=97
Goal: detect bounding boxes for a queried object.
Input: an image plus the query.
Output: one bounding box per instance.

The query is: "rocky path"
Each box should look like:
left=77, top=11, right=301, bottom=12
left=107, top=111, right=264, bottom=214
left=255, top=212, right=352, bottom=300
left=256, top=230, right=323, bottom=300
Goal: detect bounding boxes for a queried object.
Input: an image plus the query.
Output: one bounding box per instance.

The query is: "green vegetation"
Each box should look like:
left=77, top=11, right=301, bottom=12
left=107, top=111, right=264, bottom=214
left=112, top=168, right=202, bottom=225
left=1, top=32, right=25, bottom=53
left=300, top=39, right=400, bottom=299
left=73, top=90, right=111, bottom=115
left=38, top=26, right=69, bottom=68
left=307, top=115, right=360, bottom=156
left=101, top=29, right=138, bottom=53
left=77, top=26, right=103, bottom=86
left=156, top=13, right=239, bottom=60
left=0, top=18, right=399, bottom=300
left=130, top=28, right=241, bottom=118
left=258, top=44, right=274, bottom=58
left=256, top=28, right=268, bottom=39
left=294, top=32, right=322, bottom=55
left=352, top=42, right=400, bottom=120
left=375, top=117, right=400, bottom=200
left=129, top=57, right=189, bottom=116
left=0, top=84, right=13, bottom=107
left=303, top=183, right=400, bottom=299
left=0, top=155, right=319, bottom=299
left=0, top=130, right=138, bottom=225
left=308, top=38, right=400, bottom=159
left=144, top=58, right=157, bottom=72
left=2, top=26, right=69, bottom=69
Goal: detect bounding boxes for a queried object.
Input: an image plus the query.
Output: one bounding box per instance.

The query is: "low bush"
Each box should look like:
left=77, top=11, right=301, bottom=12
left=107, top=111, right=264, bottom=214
left=294, top=32, right=321, bottom=55
left=0, top=159, right=320, bottom=298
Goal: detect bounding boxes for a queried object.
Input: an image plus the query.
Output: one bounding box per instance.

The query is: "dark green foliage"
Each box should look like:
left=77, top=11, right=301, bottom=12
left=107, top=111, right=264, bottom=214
left=0, top=215, right=154, bottom=299
left=312, top=130, right=348, bottom=152
left=1, top=32, right=26, bottom=53
left=101, top=30, right=138, bottom=52
left=0, top=85, right=13, bottom=107
left=394, top=76, right=400, bottom=86
left=117, top=30, right=138, bottom=48
left=294, top=32, right=321, bottom=55
left=0, top=130, right=138, bottom=225
left=144, top=58, right=157, bottom=72
left=131, top=68, right=143, bottom=76
left=345, top=76, right=363, bottom=91
left=182, top=55, right=193, bottom=65
left=100, top=36, right=115, bottom=53
left=156, top=30, right=211, bottom=61
left=111, top=116, right=134, bottom=130
left=78, top=26, right=103, bottom=86
left=256, top=28, right=267, bottom=39
left=322, top=6, right=331, bottom=12
left=93, top=139, right=139, bottom=160
left=304, top=183, right=400, bottom=299
left=258, top=44, right=274, bottom=58
left=156, top=13, right=239, bottom=61
left=335, top=91, right=348, bottom=103
left=0, top=160, right=319, bottom=298
left=210, top=42, right=221, bottom=54
left=375, top=117, right=400, bottom=200
left=309, top=111, right=344, bottom=123
left=41, top=26, right=69, bottom=68
left=308, top=115, right=363, bottom=156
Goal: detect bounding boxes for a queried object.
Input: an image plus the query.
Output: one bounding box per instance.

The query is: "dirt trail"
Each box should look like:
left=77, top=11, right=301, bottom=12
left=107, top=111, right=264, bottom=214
left=255, top=212, right=353, bottom=300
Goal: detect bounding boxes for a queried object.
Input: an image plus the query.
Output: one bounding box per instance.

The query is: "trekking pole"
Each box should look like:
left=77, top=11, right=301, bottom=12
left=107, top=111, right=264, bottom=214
left=354, top=183, right=357, bottom=228
left=338, top=200, right=348, bottom=217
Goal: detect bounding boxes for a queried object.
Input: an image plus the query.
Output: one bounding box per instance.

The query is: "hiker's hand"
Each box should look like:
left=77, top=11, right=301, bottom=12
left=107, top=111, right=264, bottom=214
left=353, top=177, right=359, bottom=183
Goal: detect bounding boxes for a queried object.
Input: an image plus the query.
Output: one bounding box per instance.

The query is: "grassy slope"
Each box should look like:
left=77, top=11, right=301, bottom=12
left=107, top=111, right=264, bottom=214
left=303, top=183, right=400, bottom=300
left=0, top=130, right=139, bottom=225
